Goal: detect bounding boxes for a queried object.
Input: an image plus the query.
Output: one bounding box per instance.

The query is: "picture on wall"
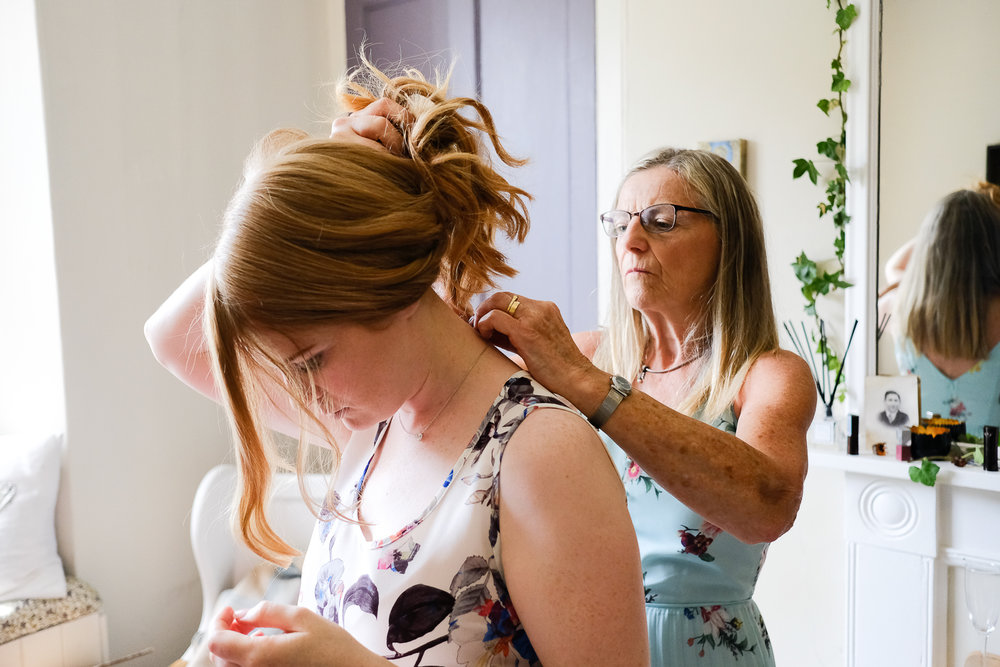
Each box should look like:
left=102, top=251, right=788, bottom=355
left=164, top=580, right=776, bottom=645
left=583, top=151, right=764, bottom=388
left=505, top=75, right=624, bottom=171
left=698, top=139, right=747, bottom=176
left=864, top=375, right=920, bottom=449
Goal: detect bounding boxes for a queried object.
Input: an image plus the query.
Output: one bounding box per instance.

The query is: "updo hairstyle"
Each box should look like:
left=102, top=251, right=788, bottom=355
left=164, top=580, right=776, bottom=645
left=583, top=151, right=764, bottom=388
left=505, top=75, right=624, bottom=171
left=206, top=59, right=531, bottom=563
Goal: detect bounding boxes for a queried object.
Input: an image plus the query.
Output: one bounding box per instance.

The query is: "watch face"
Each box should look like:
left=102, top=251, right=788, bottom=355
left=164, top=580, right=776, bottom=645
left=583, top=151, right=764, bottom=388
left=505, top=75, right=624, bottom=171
left=611, top=375, right=632, bottom=394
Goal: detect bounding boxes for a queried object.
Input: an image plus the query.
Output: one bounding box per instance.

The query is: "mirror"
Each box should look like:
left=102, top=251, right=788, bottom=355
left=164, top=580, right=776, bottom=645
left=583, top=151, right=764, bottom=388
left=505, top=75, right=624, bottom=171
left=875, top=0, right=1000, bottom=374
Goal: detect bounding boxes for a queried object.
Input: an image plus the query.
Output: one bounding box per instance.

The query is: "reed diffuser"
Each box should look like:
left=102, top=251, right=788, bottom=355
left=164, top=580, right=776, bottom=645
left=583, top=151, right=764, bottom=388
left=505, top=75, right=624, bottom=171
left=784, top=318, right=858, bottom=418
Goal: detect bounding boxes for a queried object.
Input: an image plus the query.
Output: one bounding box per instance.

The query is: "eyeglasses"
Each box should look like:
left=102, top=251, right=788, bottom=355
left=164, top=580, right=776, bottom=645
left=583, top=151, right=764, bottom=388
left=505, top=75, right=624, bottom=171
left=599, top=203, right=716, bottom=238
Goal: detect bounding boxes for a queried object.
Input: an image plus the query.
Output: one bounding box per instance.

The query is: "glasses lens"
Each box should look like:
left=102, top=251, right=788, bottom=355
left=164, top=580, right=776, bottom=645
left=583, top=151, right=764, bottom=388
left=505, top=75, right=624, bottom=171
left=639, top=204, right=676, bottom=233
left=600, top=210, right=630, bottom=237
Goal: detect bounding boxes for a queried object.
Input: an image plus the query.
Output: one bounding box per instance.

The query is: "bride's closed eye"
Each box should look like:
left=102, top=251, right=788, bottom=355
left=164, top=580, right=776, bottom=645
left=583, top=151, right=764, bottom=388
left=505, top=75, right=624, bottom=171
left=290, top=352, right=324, bottom=376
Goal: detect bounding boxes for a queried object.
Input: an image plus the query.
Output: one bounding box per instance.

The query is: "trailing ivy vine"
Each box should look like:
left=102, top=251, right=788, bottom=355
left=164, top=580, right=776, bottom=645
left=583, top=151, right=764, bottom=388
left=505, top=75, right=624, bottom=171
left=790, top=0, right=858, bottom=381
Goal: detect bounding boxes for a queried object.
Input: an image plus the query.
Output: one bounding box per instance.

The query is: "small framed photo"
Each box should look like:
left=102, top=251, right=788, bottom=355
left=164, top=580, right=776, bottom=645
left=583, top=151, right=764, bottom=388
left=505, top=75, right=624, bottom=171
left=698, top=139, right=747, bottom=176
left=864, top=375, right=920, bottom=449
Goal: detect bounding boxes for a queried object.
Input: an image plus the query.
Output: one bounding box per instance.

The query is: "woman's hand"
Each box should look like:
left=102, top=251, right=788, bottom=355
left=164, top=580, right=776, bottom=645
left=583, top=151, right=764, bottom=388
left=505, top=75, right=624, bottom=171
left=473, top=292, right=601, bottom=407
left=207, top=603, right=386, bottom=667
left=329, top=98, right=412, bottom=157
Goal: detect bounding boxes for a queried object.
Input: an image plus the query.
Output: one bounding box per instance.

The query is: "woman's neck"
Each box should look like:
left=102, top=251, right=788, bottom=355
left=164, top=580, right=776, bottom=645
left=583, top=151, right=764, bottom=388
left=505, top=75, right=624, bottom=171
left=394, top=293, right=498, bottom=436
left=642, top=309, right=703, bottom=369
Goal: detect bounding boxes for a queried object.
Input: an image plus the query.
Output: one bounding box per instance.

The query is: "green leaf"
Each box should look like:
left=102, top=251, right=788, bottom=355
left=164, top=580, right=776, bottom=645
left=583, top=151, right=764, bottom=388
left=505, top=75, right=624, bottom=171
left=817, top=98, right=831, bottom=115
left=835, top=163, right=849, bottom=181
left=817, top=138, right=840, bottom=160
left=974, top=447, right=985, bottom=465
left=792, top=252, right=818, bottom=282
left=908, top=459, right=940, bottom=487
left=792, top=158, right=820, bottom=185
left=836, top=4, right=859, bottom=31
left=832, top=71, right=852, bottom=93
left=830, top=57, right=842, bottom=71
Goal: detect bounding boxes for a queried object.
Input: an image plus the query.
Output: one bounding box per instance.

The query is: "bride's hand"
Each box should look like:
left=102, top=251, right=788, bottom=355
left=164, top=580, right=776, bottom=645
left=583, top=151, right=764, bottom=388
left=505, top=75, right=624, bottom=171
left=329, top=98, right=412, bottom=157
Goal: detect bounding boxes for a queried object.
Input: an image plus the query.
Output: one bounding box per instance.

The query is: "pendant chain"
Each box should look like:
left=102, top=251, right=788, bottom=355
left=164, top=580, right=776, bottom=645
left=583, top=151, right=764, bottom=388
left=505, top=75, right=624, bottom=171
left=398, top=345, right=489, bottom=440
left=637, top=356, right=697, bottom=382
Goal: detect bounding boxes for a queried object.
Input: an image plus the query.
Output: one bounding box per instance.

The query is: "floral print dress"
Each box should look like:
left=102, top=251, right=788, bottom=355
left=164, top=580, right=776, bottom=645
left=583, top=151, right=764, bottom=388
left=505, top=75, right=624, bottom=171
left=298, top=372, right=577, bottom=666
left=895, top=337, right=1000, bottom=435
left=604, top=405, right=775, bottom=667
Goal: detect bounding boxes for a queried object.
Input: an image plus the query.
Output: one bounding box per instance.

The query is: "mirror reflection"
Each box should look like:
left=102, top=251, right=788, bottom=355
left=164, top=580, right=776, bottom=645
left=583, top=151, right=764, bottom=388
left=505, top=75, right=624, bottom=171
left=882, top=184, right=1000, bottom=433
left=876, top=0, right=1000, bottom=380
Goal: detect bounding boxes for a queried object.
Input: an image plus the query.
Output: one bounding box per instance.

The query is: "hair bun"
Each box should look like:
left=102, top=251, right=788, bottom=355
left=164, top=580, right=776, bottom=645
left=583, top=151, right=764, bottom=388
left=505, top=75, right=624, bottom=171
left=337, top=55, right=531, bottom=308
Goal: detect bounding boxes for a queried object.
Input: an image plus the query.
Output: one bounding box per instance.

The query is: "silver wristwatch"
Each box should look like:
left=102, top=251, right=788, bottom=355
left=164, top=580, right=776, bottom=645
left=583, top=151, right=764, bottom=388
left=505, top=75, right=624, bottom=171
left=588, top=375, right=631, bottom=429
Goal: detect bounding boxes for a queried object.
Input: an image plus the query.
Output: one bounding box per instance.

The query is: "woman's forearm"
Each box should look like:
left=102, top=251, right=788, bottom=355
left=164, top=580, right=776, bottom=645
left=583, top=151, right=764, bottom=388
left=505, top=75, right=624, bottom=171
left=145, top=260, right=219, bottom=400
left=472, top=293, right=811, bottom=543
left=599, top=388, right=803, bottom=543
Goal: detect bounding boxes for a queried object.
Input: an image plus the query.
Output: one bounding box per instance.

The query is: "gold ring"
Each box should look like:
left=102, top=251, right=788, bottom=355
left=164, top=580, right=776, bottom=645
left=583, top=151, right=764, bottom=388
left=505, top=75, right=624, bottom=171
left=505, top=294, right=521, bottom=317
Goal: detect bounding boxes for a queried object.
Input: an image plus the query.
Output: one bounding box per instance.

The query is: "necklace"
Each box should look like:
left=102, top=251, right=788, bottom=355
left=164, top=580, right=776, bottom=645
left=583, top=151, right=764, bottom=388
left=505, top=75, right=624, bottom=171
left=398, top=345, right=489, bottom=440
left=637, top=356, right=697, bottom=382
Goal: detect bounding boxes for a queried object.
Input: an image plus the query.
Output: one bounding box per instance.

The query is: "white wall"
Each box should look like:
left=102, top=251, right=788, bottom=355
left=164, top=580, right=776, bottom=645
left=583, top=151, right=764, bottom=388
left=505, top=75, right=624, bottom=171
left=597, top=1, right=850, bottom=663
left=876, top=0, right=1000, bottom=375
left=31, top=1, right=346, bottom=662
left=0, top=0, right=65, bottom=435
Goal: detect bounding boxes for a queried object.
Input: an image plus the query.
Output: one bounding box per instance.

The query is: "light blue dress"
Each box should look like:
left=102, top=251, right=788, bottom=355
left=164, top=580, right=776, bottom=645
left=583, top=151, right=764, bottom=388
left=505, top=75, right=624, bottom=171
left=603, top=406, right=775, bottom=667
left=895, top=338, right=1000, bottom=435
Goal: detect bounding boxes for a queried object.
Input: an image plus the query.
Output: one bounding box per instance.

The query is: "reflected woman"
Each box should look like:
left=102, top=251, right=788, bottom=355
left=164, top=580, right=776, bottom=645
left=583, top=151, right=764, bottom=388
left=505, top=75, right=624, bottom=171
left=891, top=183, right=1000, bottom=433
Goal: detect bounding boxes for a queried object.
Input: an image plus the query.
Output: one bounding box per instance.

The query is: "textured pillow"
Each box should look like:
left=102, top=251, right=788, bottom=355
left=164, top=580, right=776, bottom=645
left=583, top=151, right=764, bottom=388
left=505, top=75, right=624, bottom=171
left=0, top=433, right=67, bottom=602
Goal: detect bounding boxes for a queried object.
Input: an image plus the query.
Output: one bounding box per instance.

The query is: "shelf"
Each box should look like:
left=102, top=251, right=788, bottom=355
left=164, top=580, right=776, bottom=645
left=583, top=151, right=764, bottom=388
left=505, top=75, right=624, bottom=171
left=809, top=444, right=1000, bottom=492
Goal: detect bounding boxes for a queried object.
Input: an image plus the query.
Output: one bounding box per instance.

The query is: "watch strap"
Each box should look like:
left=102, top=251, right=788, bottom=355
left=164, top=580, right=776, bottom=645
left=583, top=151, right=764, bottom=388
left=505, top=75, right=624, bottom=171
left=588, top=375, right=631, bottom=429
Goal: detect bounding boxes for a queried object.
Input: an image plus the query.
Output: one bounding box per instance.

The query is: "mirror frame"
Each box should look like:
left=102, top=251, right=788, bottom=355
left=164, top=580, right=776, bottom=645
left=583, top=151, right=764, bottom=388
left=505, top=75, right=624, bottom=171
left=843, top=0, right=880, bottom=414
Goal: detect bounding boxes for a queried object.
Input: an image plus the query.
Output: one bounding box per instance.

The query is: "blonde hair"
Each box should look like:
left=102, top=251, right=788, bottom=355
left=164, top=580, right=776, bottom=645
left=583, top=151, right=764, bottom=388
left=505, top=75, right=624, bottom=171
left=893, top=182, right=1000, bottom=359
left=593, top=148, right=778, bottom=422
left=205, top=61, right=530, bottom=564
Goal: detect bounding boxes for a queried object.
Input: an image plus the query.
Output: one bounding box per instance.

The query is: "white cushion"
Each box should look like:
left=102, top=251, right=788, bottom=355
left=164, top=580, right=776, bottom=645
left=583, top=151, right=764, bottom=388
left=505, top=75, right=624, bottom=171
left=0, top=433, right=66, bottom=602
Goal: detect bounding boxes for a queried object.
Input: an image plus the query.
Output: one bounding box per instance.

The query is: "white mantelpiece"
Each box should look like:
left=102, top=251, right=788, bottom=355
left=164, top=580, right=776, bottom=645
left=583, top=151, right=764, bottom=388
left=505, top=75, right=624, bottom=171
left=812, top=446, right=1000, bottom=666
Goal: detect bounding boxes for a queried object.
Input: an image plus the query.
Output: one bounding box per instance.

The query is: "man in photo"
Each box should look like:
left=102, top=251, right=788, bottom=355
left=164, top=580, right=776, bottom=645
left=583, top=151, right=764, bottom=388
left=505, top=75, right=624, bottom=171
left=877, top=390, right=911, bottom=427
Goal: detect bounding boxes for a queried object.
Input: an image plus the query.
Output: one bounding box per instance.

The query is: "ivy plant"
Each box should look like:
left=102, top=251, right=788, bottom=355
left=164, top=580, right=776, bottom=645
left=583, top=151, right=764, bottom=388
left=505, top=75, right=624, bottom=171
left=791, top=0, right=858, bottom=382
left=908, top=459, right=941, bottom=487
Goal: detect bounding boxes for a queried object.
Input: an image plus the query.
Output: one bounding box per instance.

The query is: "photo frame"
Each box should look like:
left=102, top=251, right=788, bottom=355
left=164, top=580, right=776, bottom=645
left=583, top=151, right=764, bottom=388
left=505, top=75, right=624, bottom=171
left=864, top=375, right=920, bottom=450
left=698, top=139, right=747, bottom=176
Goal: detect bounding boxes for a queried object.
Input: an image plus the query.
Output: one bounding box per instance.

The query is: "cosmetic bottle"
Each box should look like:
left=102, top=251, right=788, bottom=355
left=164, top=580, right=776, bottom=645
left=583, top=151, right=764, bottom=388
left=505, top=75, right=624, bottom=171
left=985, top=425, right=998, bottom=472
left=847, top=414, right=859, bottom=455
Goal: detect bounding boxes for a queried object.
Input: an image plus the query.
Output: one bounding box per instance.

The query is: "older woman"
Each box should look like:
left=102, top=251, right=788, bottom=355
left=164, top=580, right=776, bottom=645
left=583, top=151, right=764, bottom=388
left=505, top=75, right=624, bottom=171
left=475, top=148, right=816, bottom=666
